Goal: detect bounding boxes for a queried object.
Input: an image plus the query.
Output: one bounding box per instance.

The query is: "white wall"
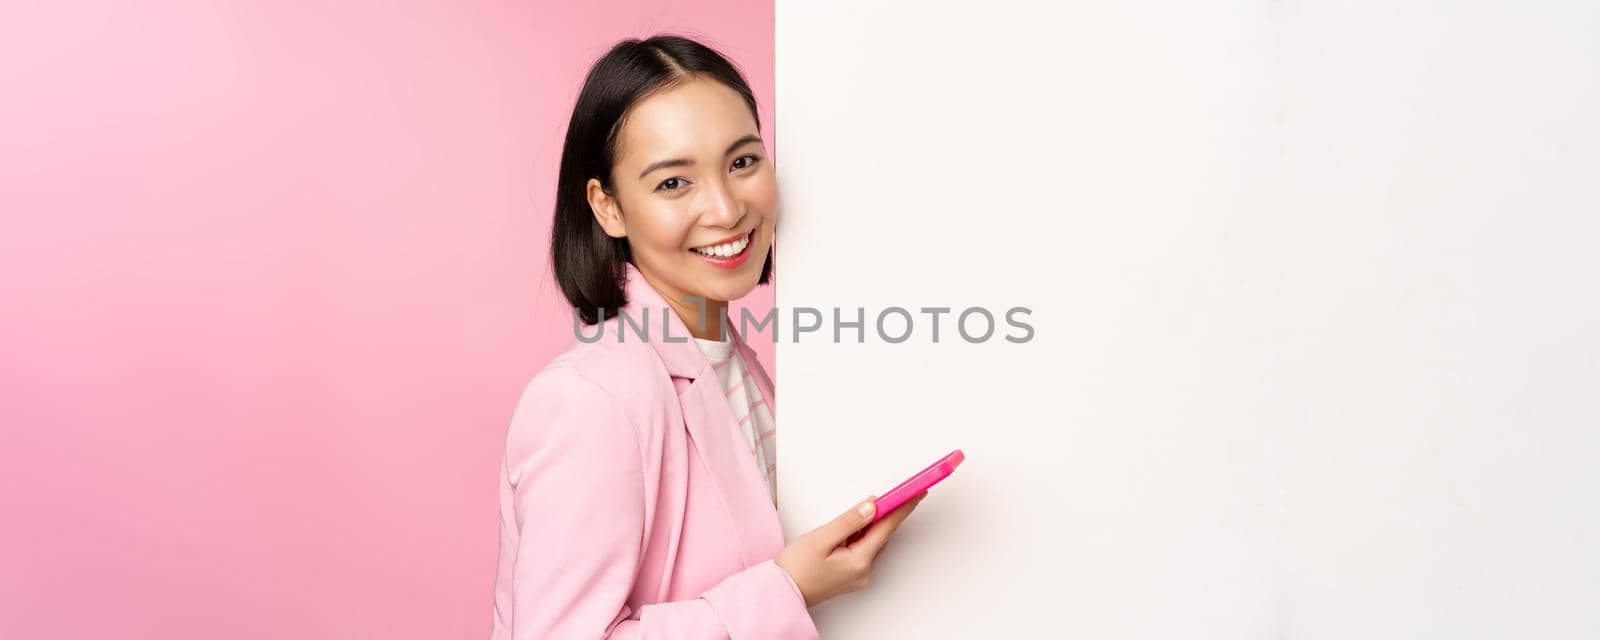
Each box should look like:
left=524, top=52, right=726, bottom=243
left=774, top=1, right=1600, bottom=637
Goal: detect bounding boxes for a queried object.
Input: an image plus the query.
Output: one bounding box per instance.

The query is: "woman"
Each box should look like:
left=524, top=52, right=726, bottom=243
left=489, top=35, right=926, bottom=639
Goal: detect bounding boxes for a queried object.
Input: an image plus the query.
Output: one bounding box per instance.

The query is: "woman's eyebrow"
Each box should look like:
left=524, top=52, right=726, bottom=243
left=637, top=134, right=764, bottom=180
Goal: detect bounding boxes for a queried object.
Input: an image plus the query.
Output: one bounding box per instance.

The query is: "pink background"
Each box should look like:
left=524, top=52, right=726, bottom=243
left=1, top=2, right=774, bottom=637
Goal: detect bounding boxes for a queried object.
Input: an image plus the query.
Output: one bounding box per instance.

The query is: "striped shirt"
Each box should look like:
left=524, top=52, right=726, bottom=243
left=693, top=334, right=777, bottom=505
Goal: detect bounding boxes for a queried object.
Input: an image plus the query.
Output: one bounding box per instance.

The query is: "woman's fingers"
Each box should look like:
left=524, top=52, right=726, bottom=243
left=781, top=492, right=932, bottom=607
left=815, top=496, right=878, bottom=548
left=845, top=492, right=927, bottom=560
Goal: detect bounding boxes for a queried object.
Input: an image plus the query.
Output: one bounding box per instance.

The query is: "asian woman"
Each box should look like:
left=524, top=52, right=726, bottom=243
left=488, top=35, right=926, bottom=639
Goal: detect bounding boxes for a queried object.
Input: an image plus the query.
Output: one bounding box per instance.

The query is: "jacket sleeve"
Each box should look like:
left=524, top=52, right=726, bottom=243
left=493, top=368, right=819, bottom=640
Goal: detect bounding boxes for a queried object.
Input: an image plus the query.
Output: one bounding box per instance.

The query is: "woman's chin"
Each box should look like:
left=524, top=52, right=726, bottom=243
left=686, top=251, right=766, bottom=300
left=702, top=279, right=758, bottom=304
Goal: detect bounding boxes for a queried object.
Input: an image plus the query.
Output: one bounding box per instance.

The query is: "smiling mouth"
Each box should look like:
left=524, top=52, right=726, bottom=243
left=690, top=229, right=753, bottom=259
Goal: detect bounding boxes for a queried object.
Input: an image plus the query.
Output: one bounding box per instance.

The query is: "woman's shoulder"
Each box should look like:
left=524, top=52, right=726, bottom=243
left=539, top=330, right=672, bottom=392
left=512, top=333, right=677, bottom=431
left=502, top=337, right=674, bottom=472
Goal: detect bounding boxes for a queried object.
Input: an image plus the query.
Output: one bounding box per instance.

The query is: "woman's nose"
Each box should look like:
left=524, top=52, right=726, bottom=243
left=698, top=177, right=743, bottom=227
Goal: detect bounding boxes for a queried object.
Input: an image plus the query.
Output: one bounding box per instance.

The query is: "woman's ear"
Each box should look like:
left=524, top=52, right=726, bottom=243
left=586, top=178, right=628, bottom=239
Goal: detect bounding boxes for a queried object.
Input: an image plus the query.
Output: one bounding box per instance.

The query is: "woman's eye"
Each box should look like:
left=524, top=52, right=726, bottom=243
left=656, top=177, right=687, bottom=192
left=731, top=154, right=760, bottom=171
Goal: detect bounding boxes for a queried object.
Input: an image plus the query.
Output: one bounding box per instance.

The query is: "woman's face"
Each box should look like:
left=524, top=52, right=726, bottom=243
left=587, top=76, right=777, bottom=307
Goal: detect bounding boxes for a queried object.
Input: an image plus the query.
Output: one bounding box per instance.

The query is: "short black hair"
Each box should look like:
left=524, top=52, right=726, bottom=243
left=551, top=34, right=773, bottom=325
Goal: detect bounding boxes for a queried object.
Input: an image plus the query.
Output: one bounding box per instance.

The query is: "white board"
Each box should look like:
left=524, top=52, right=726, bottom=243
left=775, top=1, right=1600, bottom=637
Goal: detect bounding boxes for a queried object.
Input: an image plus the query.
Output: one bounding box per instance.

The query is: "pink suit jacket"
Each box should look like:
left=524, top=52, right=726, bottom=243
left=490, top=264, right=818, bottom=639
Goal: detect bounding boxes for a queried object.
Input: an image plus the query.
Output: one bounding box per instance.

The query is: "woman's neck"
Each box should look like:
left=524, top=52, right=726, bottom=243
left=677, top=298, right=729, bottom=341
left=636, top=268, right=730, bottom=341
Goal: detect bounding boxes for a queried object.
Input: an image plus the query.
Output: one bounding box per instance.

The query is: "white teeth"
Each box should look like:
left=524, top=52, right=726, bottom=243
left=693, top=231, right=751, bottom=258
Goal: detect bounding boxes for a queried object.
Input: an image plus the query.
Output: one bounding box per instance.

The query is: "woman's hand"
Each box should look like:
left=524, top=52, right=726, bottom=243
left=775, top=491, right=928, bottom=607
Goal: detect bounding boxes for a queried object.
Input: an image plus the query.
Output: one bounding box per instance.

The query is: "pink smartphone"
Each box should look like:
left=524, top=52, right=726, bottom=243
left=869, top=449, right=965, bottom=523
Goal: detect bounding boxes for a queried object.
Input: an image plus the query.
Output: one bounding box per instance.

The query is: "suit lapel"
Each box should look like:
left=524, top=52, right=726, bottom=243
left=621, top=265, right=785, bottom=566
left=678, top=372, right=786, bottom=563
